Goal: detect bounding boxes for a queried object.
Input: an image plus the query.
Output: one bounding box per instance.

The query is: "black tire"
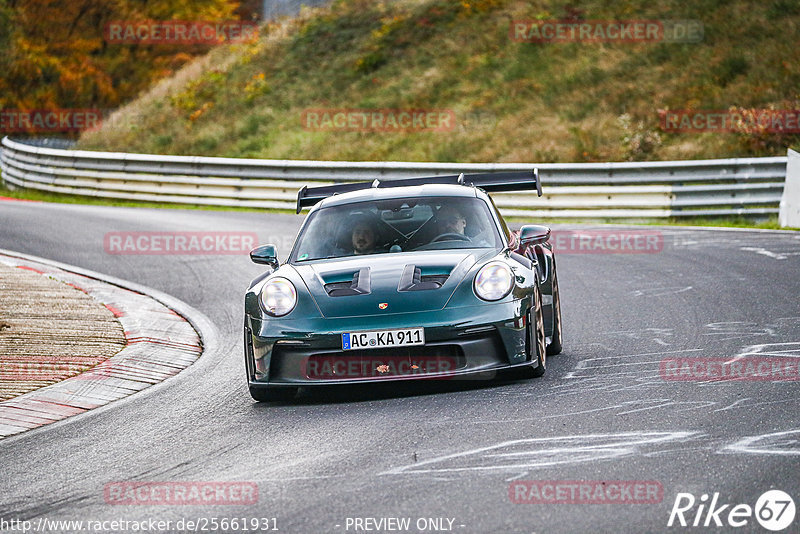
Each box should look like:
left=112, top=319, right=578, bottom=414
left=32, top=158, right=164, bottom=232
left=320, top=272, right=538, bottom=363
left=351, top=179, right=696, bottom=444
left=517, top=283, right=547, bottom=379
left=546, top=267, right=563, bottom=356
left=249, top=386, right=298, bottom=403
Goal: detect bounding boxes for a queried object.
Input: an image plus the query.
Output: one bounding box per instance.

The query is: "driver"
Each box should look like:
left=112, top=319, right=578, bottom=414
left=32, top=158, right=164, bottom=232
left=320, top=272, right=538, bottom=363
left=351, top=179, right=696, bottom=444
left=437, top=205, right=467, bottom=236
left=351, top=219, right=378, bottom=255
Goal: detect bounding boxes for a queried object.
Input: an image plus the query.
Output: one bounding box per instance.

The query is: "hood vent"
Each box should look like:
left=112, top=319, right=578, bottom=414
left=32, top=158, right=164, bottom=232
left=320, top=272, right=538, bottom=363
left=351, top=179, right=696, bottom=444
left=398, top=265, right=449, bottom=292
left=324, top=268, right=371, bottom=297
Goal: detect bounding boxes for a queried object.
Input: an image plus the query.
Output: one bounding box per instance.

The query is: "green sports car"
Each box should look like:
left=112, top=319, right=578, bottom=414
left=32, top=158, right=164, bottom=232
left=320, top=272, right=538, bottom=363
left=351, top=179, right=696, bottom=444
left=243, top=171, right=562, bottom=402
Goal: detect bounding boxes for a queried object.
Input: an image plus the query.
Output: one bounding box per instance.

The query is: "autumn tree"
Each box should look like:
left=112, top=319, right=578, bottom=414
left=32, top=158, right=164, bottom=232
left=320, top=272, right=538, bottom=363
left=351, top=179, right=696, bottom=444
left=0, top=0, right=246, bottom=123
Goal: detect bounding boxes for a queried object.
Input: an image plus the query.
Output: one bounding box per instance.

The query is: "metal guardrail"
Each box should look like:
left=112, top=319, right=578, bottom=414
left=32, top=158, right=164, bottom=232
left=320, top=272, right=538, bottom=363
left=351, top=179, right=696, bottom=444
left=0, top=136, right=788, bottom=218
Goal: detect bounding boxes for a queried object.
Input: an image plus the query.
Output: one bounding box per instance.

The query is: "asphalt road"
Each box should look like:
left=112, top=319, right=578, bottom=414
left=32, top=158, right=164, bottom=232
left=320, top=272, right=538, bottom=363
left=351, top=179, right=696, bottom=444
left=0, top=200, right=799, bottom=534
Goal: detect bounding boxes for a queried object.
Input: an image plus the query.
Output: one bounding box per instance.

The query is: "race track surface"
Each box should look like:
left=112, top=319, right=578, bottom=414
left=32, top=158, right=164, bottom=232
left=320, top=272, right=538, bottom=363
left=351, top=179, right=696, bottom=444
left=1, top=200, right=798, bottom=533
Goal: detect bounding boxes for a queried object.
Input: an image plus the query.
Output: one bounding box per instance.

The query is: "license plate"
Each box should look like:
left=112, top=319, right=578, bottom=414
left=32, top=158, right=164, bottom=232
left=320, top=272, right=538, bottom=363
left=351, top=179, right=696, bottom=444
left=342, top=328, right=425, bottom=350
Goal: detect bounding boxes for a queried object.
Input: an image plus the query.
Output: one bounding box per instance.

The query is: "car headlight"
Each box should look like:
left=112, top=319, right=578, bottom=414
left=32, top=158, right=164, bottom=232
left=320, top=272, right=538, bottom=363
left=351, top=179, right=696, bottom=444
left=260, top=277, right=297, bottom=316
left=474, top=262, right=514, bottom=301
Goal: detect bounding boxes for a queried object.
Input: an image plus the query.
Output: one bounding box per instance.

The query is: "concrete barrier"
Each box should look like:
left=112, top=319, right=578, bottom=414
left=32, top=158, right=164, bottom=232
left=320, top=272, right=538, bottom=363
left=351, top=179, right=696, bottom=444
left=779, top=148, right=800, bottom=228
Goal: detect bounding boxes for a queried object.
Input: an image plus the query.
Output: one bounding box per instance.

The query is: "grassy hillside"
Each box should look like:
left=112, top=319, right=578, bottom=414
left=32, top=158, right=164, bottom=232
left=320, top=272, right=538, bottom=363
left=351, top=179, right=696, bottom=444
left=77, top=0, right=800, bottom=162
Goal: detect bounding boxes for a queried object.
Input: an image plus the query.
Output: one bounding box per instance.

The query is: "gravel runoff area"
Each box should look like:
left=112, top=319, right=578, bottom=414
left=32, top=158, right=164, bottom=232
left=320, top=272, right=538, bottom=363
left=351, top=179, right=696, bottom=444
left=0, top=252, right=202, bottom=439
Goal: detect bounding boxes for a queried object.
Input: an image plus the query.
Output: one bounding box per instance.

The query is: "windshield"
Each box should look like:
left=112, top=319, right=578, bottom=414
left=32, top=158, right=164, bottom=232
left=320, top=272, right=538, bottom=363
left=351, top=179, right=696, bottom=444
left=291, top=196, right=502, bottom=262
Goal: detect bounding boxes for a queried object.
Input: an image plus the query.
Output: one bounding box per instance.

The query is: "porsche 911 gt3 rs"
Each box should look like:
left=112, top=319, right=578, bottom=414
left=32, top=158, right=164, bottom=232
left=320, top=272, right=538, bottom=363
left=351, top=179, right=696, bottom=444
left=244, top=171, right=562, bottom=401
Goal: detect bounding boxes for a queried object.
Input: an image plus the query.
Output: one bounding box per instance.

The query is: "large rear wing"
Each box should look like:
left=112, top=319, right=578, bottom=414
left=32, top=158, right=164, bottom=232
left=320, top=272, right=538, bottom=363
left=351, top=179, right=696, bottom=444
left=295, top=169, right=541, bottom=213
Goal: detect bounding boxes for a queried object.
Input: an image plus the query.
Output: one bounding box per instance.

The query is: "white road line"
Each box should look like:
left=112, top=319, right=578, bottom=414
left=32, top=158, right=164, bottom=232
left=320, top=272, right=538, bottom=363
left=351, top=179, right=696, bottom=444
left=380, top=431, right=697, bottom=475
left=723, top=430, right=800, bottom=455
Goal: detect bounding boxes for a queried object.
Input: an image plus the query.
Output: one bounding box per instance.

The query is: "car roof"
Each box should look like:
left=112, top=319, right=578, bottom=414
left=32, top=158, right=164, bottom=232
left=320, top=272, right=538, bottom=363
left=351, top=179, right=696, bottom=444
left=313, top=184, right=484, bottom=211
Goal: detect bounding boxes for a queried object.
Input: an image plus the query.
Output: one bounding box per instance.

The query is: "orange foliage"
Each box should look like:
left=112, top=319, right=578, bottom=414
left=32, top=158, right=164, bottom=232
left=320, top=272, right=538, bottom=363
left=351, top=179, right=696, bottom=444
left=0, top=0, right=241, bottom=126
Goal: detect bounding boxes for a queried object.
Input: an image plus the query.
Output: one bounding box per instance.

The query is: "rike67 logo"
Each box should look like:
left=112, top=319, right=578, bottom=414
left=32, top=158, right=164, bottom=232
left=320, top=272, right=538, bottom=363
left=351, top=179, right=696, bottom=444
left=668, top=490, right=795, bottom=531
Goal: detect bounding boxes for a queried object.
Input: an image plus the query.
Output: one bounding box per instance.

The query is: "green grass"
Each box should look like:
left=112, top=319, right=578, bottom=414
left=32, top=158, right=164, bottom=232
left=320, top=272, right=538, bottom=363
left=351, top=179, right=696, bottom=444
left=0, top=184, right=286, bottom=213
left=74, top=0, right=799, bottom=163
left=507, top=215, right=799, bottom=231
left=656, top=216, right=795, bottom=231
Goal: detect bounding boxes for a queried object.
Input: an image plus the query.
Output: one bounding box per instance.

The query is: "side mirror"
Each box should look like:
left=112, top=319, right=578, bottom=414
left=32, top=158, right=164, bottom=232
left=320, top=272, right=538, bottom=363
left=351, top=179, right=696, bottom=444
left=250, top=244, right=279, bottom=268
left=518, top=225, right=551, bottom=247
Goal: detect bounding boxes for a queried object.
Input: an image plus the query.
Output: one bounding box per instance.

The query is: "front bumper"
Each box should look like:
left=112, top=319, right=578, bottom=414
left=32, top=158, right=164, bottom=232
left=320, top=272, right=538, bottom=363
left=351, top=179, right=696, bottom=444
left=245, top=299, right=533, bottom=386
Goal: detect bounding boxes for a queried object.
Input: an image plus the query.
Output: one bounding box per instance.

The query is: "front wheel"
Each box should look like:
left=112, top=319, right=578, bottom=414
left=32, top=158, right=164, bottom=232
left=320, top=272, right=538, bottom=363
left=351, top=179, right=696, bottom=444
left=517, top=284, right=547, bottom=379
left=546, top=268, right=563, bottom=356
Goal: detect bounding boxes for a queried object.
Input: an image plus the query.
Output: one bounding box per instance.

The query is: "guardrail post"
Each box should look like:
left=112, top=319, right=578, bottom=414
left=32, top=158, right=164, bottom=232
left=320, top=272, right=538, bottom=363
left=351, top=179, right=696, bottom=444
left=779, top=148, right=800, bottom=227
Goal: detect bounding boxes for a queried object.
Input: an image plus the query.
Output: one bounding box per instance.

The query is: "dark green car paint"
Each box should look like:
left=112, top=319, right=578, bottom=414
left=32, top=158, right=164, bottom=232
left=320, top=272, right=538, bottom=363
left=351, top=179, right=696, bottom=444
left=244, top=184, right=560, bottom=401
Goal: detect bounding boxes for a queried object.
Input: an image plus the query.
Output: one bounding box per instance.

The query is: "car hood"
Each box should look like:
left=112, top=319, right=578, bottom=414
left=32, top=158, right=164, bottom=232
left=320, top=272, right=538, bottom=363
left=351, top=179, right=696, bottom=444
left=293, top=249, right=495, bottom=318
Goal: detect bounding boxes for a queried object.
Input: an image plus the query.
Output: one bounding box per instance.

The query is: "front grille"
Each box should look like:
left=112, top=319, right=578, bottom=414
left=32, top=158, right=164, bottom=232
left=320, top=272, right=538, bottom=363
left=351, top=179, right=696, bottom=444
left=277, top=345, right=466, bottom=380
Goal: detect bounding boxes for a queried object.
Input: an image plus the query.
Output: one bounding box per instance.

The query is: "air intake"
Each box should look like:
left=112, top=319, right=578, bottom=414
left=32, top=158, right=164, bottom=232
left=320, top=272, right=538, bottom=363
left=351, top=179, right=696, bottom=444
left=398, top=265, right=449, bottom=291
left=324, top=268, right=371, bottom=296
